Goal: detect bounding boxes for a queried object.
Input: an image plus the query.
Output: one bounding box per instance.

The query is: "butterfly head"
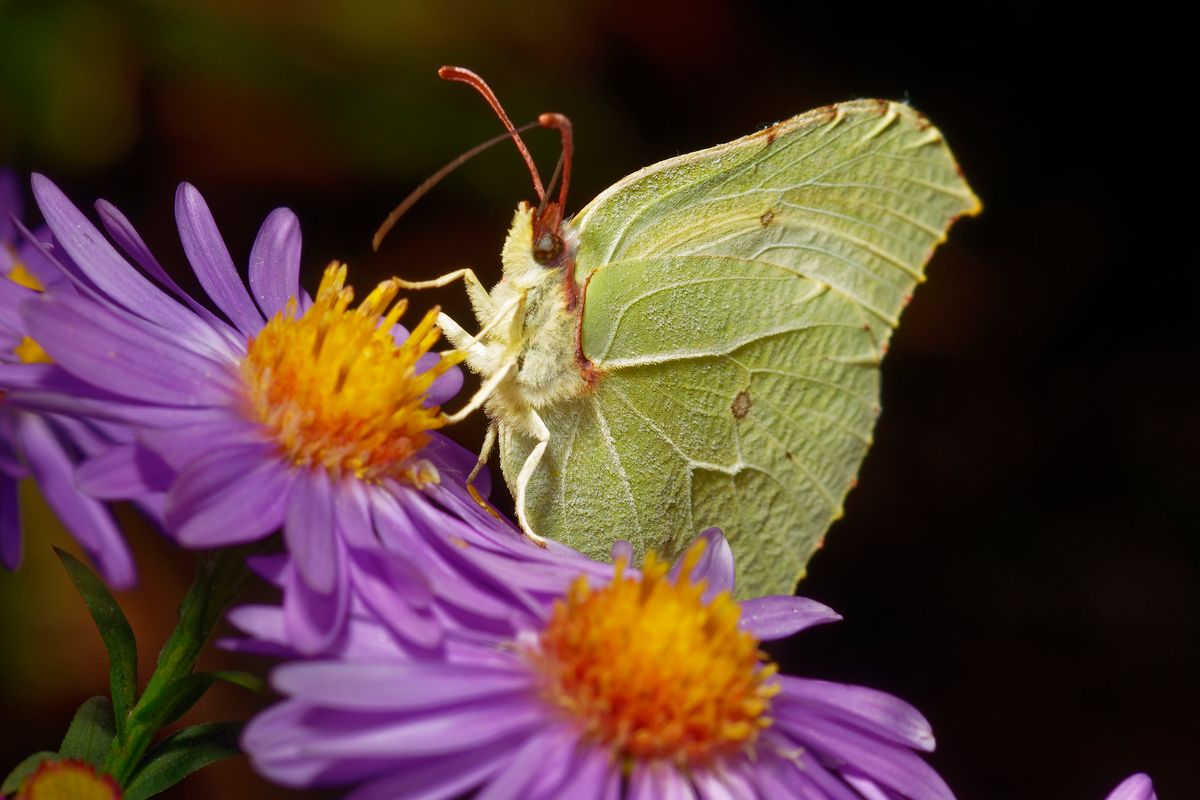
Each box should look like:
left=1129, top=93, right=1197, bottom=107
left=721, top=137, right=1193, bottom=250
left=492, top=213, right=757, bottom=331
left=532, top=203, right=564, bottom=266
left=502, top=203, right=572, bottom=290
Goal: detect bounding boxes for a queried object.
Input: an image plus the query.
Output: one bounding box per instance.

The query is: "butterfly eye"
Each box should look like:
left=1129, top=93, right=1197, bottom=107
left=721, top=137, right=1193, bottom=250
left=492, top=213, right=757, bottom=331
left=532, top=232, right=563, bottom=265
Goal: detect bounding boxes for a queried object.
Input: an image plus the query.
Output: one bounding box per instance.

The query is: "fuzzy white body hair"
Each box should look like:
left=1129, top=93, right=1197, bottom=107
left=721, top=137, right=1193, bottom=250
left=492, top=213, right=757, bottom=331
left=438, top=203, right=586, bottom=439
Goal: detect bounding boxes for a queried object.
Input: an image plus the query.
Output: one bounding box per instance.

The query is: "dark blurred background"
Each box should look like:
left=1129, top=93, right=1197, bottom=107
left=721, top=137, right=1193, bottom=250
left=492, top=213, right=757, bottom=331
left=1, top=1, right=1194, bottom=797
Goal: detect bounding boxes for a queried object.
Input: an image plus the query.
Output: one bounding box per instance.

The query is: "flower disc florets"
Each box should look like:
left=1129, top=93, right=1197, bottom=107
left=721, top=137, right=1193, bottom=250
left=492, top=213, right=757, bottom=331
left=16, top=759, right=121, bottom=800
left=241, top=262, right=461, bottom=483
left=529, top=539, right=779, bottom=766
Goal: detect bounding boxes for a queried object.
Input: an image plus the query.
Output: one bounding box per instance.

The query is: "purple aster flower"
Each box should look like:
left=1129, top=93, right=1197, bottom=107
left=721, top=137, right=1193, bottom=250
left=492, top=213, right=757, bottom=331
left=242, top=529, right=954, bottom=800
left=16, top=174, right=558, bottom=650
left=1105, top=774, right=1156, bottom=800
left=222, top=476, right=621, bottom=660
left=0, top=168, right=134, bottom=587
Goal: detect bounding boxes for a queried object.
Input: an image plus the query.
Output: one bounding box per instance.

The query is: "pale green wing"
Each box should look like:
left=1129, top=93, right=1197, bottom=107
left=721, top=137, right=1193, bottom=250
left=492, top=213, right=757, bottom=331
left=506, top=100, right=979, bottom=597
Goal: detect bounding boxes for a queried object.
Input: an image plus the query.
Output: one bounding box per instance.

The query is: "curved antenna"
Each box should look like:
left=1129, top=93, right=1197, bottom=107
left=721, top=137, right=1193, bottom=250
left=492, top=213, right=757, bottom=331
left=538, top=113, right=573, bottom=218
left=438, top=66, right=545, bottom=203
left=372, top=120, right=540, bottom=251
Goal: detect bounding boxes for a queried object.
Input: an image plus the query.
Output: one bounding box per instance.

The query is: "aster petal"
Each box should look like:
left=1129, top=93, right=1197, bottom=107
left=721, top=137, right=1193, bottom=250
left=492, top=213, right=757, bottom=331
left=23, top=292, right=240, bottom=406
left=224, top=604, right=288, bottom=646
left=671, top=528, right=734, bottom=598
left=284, top=546, right=350, bottom=655
left=285, top=469, right=337, bottom=594
left=422, top=434, right=491, bottom=496
left=29, top=175, right=223, bottom=344
left=781, top=713, right=955, bottom=800
left=840, top=770, right=894, bottom=800
left=15, top=414, right=135, bottom=588
left=341, top=740, right=518, bottom=800
left=166, top=444, right=293, bottom=546
left=0, top=275, right=37, bottom=332
left=0, top=417, right=25, bottom=477
left=139, top=417, right=264, bottom=470
left=273, top=661, right=532, bottom=712
left=1105, top=774, right=1157, bottom=800
left=248, top=207, right=302, bottom=318
left=476, top=725, right=575, bottom=800
left=1, top=473, right=22, bottom=570
left=692, top=765, right=753, bottom=800
left=12, top=225, right=64, bottom=286
left=243, top=701, right=403, bottom=788
left=76, top=443, right=174, bottom=500
left=417, top=352, right=463, bottom=407
left=246, top=554, right=288, bottom=587
left=739, top=595, right=842, bottom=640
left=775, top=676, right=936, bottom=752
left=630, top=761, right=697, bottom=800
left=741, top=757, right=806, bottom=800
left=801, top=762, right=878, bottom=800
left=94, top=199, right=241, bottom=349
left=300, top=696, right=544, bottom=759
left=333, top=477, right=376, bottom=549
left=611, top=540, right=633, bottom=563
left=224, top=603, right=413, bottom=662
left=0, top=373, right=230, bottom=428
left=549, top=744, right=619, bottom=800
left=371, top=490, right=523, bottom=623
left=778, top=756, right=861, bottom=800
left=700, top=767, right=760, bottom=800
left=0, top=362, right=82, bottom=394
left=174, top=183, right=264, bottom=334
left=350, top=549, right=442, bottom=649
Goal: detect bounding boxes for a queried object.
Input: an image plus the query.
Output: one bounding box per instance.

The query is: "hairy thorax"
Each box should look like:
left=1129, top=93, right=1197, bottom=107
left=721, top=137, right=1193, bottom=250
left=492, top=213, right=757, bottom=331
left=457, top=204, right=590, bottom=437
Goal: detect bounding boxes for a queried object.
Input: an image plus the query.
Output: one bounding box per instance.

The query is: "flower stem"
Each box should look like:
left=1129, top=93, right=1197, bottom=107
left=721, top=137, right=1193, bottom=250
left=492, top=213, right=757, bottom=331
left=102, top=545, right=257, bottom=786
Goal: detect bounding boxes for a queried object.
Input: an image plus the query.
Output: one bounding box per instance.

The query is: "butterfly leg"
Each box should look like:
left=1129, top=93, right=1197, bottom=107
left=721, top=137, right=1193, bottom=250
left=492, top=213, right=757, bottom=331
left=465, top=422, right=497, bottom=508
left=440, top=358, right=515, bottom=425
left=394, top=268, right=494, bottom=323
left=436, top=311, right=489, bottom=363
left=513, top=409, right=550, bottom=548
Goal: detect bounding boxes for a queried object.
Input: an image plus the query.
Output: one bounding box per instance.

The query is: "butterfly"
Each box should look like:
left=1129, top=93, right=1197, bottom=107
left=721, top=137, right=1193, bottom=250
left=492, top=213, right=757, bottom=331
left=385, top=67, right=980, bottom=598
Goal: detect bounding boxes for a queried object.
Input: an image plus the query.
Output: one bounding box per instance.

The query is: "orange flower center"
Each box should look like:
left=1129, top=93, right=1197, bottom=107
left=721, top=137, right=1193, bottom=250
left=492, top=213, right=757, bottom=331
left=17, top=759, right=121, bottom=800
left=240, top=263, right=461, bottom=482
left=529, top=540, right=778, bottom=766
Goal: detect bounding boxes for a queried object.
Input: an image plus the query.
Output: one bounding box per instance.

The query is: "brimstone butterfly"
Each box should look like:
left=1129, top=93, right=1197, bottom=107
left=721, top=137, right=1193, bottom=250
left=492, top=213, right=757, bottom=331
left=390, top=68, right=979, bottom=598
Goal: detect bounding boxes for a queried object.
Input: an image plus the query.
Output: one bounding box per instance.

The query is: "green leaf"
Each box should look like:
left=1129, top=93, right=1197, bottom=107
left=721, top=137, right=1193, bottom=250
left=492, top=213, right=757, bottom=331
left=143, top=670, right=267, bottom=727
left=1, top=752, right=59, bottom=795
left=55, top=548, right=137, bottom=736
left=122, top=722, right=242, bottom=800
left=59, top=696, right=116, bottom=766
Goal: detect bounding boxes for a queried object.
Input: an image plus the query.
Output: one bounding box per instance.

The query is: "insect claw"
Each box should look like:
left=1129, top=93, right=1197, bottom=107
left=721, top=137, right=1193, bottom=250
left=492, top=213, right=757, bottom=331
left=524, top=528, right=550, bottom=549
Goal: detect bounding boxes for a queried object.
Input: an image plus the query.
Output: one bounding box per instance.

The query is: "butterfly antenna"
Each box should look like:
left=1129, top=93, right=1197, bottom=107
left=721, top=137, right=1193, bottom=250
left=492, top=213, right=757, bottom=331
left=538, top=149, right=565, bottom=224
left=372, top=120, right=540, bottom=251
left=438, top=66, right=545, bottom=203
left=538, top=113, right=573, bottom=217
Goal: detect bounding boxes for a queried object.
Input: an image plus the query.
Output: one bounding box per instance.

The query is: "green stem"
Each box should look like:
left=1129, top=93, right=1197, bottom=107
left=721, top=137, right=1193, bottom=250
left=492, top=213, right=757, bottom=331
left=102, top=545, right=258, bottom=786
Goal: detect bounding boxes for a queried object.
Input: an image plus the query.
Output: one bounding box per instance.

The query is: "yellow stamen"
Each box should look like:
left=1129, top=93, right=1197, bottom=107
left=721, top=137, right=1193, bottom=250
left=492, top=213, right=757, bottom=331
left=16, top=759, right=121, bottom=800
left=5, top=262, right=53, bottom=364
left=240, top=262, right=463, bottom=482
left=529, top=539, right=779, bottom=767
left=14, top=336, right=51, bottom=364
left=6, top=263, right=44, bottom=292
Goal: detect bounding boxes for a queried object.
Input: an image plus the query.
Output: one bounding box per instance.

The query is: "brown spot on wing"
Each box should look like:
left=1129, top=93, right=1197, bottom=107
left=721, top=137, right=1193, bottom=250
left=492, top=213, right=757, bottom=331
left=731, top=390, right=752, bottom=419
